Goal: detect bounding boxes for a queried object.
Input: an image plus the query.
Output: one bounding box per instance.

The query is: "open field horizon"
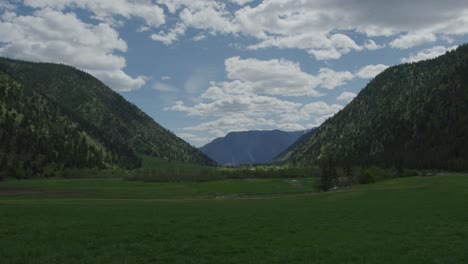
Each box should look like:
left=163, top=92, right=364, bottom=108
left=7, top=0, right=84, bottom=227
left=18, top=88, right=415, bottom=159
left=1, top=175, right=467, bottom=263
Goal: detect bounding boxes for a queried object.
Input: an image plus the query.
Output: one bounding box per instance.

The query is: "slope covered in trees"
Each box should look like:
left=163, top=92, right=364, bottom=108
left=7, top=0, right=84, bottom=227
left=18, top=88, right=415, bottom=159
left=0, top=58, right=213, bottom=178
left=279, top=44, right=468, bottom=171
left=0, top=71, right=141, bottom=178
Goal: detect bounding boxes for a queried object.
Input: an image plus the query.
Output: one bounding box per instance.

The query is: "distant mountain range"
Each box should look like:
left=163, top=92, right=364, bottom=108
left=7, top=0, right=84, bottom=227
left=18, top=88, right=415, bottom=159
left=0, top=57, right=213, bottom=178
left=200, top=129, right=313, bottom=165
left=277, top=44, right=468, bottom=171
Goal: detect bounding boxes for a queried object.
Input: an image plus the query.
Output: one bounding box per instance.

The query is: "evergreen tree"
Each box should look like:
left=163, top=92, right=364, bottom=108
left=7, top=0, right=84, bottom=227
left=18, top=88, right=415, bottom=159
left=319, top=157, right=338, bottom=191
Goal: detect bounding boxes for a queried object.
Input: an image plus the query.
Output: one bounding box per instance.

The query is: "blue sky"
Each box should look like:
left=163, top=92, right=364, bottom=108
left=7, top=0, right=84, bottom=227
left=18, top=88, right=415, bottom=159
left=1, top=0, right=468, bottom=146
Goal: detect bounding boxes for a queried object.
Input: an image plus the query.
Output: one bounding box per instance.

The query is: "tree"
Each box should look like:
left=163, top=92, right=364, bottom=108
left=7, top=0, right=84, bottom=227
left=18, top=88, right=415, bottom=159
left=319, top=157, right=338, bottom=191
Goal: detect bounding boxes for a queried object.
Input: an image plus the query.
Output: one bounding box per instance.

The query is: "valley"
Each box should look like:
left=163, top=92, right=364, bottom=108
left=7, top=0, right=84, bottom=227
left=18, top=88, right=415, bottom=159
left=1, top=175, right=467, bottom=263
left=1, top=2, right=468, bottom=263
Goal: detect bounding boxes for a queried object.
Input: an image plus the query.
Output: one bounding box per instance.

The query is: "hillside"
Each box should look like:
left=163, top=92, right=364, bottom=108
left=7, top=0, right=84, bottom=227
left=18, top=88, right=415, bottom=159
left=200, top=130, right=310, bottom=165
left=0, top=57, right=213, bottom=178
left=0, top=71, right=129, bottom=178
left=279, top=44, right=468, bottom=171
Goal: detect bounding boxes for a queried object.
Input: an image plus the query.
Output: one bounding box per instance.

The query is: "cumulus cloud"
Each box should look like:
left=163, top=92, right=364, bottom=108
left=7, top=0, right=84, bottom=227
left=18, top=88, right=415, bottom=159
left=0, top=8, right=145, bottom=91
left=224, top=57, right=353, bottom=97
left=0, top=0, right=16, bottom=10
left=151, top=22, right=186, bottom=45
left=152, top=0, right=468, bottom=59
left=176, top=133, right=212, bottom=146
left=364, top=40, right=385, bottom=50
left=155, top=0, right=236, bottom=45
left=247, top=32, right=363, bottom=60
left=356, top=64, right=389, bottom=79
left=279, top=102, right=343, bottom=124
left=401, top=45, right=458, bottom=63
left=336, top=92, right=357, bottom=102
left=167, top=56, right=347, bottom=139
left=137, top=25, right=151, bottom=33
left=390, top=32, right=437, bottom=49
left=20, top=1, right=464, bottom=63
left=168, top=91, right=301, bottom=118
left=22, top=0, right=165, bottom=27
left=181, top=113, right=278, bottom=139
left=229, top=0, right=254, bottom=6
left=192, top=34, right=206, bottom=41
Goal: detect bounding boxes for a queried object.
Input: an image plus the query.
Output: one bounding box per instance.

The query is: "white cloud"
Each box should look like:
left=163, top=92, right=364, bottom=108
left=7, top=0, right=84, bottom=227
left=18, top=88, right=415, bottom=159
left=278, top=123, right=306, bottom=131
left=442, top=35, right=455, bottom=44
left=229, top=0, right=253, bottom=6
left=182, top=115, right=279, bottom=142
left=224, top=56, right=353, bottom=97
left=390, top=32, right=437, bottom=49
left=176, top=133, right=212, bottom=147
left=151, top=1, right=468, bottom=59
left=22, top=0, right=165, bottom=27
left=161, top=76, right=171, bottom=81
left=0, top=0, right=16, bottom=10
left=356, top=64, right=389, bottom=79
left=0, top=8, right=145, bottom=91
left=151, top=22, right=186, bottom=45
left=364, top=40, right=385, bottom=50
left=137, top=25, right=150, bottom=33
left=192, top=34, right=206, bottom=41
left=307, top=114, right=335, bottom=128
left=336, top=92, right=357, bottom=102
left=153, top=81, right=177, bottom=92
left=401, top=45, right=458, bottom=63
left=166, top=56, right=347, bottom=140
left=317, top=68, right=355, bottom=90
left=235, top=1, right=468, bottom=57
left=280, top=102, right=343, bottom=124
left=247, top=33, right=363, bottom=60
left=168, top=91, right=301, bottom=118
left=157, top=0, right=236, bottom=36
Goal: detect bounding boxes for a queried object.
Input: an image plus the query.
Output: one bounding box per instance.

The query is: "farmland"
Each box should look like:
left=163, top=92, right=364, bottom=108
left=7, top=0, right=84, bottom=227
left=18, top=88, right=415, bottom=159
left=1, top=175, right=467, bottom=263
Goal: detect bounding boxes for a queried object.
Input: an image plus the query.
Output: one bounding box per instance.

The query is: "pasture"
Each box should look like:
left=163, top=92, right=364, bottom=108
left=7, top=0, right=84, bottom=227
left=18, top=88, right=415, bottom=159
left=0, top=176, right=467, bottom=263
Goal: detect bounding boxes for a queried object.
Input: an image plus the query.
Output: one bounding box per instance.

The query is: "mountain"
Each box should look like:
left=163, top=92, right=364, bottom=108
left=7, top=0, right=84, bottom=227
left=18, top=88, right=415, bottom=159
left=278, top=44, right=468, bottom=171
left=0, top=57, right=213, bottom=178
left=274, top=129, right=316, bottom=161
left=200, top=129, right=311, bottom=165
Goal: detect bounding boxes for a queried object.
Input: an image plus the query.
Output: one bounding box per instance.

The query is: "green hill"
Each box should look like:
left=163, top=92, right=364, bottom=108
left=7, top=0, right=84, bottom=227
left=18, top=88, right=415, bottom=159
left=0, top=57, right=213, bottom=178
left=279, top=44, right=468, bottom=171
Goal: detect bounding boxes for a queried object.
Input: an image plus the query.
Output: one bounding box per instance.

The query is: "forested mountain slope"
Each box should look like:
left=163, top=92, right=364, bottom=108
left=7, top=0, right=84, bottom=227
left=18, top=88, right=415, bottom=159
left=0, top=71, right=139, bottom=178
left=279, top=44, right=468, bottom=171
left=0, top=58, right=213, bottom=178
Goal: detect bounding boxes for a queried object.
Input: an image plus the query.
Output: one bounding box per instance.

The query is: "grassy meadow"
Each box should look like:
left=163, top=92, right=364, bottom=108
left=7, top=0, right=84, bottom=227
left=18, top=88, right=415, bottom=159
left=1, top=175, right=467, bottom=263
left=57, top=155, right=319, bottom=182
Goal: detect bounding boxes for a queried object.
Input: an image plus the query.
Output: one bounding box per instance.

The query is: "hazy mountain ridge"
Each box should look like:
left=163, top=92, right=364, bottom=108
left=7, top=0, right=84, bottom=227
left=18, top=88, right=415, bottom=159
left=200, top=129, right=310, bottom=165
left=278, top=44, right=468, bottom=171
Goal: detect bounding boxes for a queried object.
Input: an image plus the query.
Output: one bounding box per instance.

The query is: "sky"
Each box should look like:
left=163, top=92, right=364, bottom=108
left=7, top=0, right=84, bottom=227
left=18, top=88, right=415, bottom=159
left=1, top=0, right=468, bottom=147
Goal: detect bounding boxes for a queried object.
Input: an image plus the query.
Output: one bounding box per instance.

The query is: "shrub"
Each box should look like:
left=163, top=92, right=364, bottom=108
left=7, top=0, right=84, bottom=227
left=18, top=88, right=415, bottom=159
left=359, top=171, right=375, bottom=184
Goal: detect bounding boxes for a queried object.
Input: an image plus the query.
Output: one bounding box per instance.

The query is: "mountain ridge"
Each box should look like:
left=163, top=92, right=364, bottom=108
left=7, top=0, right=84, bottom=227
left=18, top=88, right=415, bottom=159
left=277, top=44, right=468, bottom=171
left=0, top=57, right=214, bottom=178
left=200, top=129, right=311, bottom=165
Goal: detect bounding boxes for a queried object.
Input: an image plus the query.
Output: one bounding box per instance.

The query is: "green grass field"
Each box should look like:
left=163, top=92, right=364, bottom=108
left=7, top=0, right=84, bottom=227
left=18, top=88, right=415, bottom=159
left=1, top=176, right=467, bottom=263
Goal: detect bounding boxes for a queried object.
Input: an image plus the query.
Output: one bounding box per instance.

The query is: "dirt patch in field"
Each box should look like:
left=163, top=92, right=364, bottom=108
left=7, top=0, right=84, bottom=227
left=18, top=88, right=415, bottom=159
left=0, top=188, right=89, bottom=196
